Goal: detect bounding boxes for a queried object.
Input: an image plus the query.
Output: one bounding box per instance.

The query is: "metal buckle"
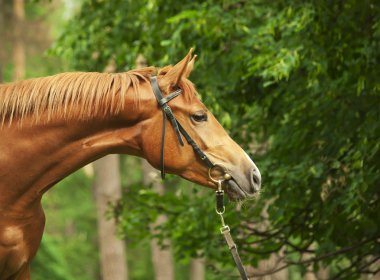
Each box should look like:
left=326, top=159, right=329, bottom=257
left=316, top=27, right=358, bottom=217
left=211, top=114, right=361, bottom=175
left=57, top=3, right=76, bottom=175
left=220, top=225, right=230, bottom=234
left=163, top=106, right=172, bottom=114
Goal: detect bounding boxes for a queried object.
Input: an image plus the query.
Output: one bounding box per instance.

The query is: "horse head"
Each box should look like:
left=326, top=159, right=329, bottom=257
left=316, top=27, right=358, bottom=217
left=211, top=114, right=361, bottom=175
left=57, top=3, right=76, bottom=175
left=139, top=50, right=261, bottom=200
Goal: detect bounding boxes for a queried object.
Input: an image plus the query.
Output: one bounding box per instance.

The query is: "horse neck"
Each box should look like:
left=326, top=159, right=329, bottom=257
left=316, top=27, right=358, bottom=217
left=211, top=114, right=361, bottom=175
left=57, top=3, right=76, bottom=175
left=0, top=84, right=153, bottom=214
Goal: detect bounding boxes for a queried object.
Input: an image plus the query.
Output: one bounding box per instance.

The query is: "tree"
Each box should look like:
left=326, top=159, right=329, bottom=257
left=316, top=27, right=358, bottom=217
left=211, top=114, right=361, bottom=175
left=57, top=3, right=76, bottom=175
left=54, top=1, right=380, bottom=279
left=190, top=258, right=205, bottom=280
left=93, top=155, right=129, bottom=280
left=12, top=0, right=25, bottom=81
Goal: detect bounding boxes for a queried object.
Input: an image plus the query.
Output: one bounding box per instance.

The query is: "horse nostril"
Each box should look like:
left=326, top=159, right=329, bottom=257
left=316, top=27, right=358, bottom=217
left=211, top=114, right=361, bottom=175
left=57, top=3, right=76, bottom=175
left=250, top=168, right=262, bottom=192
left=252, top=174, right=260, bottom=185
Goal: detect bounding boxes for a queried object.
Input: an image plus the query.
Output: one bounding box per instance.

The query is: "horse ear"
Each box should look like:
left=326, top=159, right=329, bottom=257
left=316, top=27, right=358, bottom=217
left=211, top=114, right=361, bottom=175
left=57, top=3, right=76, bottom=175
left=184, top=54, right=197, bottom=78
left=160, top=48, right=194, bottom=90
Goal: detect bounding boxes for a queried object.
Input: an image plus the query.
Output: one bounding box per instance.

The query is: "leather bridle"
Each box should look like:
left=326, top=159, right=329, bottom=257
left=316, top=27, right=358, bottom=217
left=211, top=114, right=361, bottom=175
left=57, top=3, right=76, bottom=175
left=150, top=76, right=250, bottom=280
left=150, top=76, right=213, bottom=179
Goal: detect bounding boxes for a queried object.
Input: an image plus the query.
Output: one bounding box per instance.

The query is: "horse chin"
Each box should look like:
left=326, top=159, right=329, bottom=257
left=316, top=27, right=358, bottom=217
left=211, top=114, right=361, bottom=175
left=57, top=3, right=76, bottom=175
left=225, top=179, right=249, bottom=202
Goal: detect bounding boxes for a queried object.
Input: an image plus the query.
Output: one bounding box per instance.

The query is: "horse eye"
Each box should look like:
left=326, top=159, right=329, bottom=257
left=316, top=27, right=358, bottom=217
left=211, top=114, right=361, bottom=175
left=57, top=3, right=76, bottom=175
left=191, top=112, right=208, bottom=122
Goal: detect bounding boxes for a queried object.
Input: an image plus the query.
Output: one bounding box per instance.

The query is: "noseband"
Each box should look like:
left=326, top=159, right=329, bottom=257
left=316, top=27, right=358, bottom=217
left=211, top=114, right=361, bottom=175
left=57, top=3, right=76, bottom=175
left=150, top=76, right=214, bottom=179
left=150, top=76, right=250, bottom=280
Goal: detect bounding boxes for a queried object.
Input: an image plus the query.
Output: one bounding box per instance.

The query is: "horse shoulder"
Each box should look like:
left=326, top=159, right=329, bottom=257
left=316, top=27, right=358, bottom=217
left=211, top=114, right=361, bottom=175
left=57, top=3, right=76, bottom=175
left=0, top=207, right=45, bottom=279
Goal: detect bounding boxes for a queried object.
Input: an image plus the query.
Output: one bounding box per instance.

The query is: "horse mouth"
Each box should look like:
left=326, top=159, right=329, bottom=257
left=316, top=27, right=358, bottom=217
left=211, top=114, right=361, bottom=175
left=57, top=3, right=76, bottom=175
left=225, top=178, right=251, bottom=201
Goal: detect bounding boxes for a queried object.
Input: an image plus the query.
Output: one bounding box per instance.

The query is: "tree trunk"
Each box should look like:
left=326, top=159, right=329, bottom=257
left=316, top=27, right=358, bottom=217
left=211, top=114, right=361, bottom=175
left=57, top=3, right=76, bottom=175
left=247, top=201, right=288, bottom=279
left=142, top=160, right=175, bottom=280
left=12, top=0, right=25, bottom=81
left=190, top=258, right=205, bottom=280
left=249, top=250, right=288, bottom=280
left=303, top=245, right=329, bottom=280
left=373, top=260, right=380, bottom=280
left=316, top=267, right=329, bottom=280
left=136, top=53, right=175, bottom=280
left=93, top=155, right=129, bottom=280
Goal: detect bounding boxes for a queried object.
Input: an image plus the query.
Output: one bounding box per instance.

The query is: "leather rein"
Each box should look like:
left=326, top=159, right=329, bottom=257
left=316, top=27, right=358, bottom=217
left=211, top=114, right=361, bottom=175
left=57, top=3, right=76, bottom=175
left=150, top=76, right=250, bottom=280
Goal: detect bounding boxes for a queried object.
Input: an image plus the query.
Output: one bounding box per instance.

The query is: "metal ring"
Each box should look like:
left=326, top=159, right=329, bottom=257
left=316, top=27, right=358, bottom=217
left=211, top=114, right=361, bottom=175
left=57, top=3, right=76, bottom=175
left=216, top=206, right=226, bottom=215
left=208, top=163, right=229, bottom=183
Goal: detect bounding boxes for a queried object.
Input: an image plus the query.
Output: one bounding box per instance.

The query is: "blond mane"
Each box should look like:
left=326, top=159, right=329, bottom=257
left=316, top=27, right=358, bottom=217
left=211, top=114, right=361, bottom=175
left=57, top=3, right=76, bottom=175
left=0, top=68, right=156, bottom=126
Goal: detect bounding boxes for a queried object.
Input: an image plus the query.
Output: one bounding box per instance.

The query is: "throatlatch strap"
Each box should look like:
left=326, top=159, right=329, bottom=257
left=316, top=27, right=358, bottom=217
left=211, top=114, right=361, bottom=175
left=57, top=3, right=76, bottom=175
left=160, top=110, right=167, bottom=179
left=163, top=104, right=184, bottom=146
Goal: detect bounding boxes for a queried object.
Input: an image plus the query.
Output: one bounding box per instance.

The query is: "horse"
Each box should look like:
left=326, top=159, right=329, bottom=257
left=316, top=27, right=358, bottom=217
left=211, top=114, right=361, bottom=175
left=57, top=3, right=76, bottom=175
left=0, top=49, right=261, bottom=279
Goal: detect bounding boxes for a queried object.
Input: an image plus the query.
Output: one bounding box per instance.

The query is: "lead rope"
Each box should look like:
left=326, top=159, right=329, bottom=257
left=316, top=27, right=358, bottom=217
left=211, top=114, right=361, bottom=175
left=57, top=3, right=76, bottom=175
left=212, top=169, right=250, bottom=280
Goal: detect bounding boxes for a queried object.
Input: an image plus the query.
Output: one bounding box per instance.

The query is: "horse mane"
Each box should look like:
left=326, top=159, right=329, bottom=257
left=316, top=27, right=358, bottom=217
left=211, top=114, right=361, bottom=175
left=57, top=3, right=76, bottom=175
left=0, top=68, right=156, bottom=126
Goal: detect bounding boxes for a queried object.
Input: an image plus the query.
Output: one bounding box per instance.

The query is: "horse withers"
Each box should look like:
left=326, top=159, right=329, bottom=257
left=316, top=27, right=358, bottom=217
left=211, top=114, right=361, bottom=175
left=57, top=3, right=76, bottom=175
left=0, top=49, right=261, bottom=279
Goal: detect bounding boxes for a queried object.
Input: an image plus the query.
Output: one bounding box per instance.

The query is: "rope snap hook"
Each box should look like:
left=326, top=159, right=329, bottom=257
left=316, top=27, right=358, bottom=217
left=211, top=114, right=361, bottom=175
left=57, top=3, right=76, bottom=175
left=208, top=163, right=231, bottom=214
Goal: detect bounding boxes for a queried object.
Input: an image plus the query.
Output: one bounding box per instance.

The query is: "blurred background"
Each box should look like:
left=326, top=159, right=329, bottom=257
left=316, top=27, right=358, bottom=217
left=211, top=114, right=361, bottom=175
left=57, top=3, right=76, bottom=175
left=0, top=0, right=379, bottom=279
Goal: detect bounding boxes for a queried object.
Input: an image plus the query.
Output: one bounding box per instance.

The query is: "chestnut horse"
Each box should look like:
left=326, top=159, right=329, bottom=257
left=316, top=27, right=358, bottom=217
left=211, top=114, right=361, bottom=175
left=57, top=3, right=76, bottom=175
left=0, top=50, right=261, bottom=279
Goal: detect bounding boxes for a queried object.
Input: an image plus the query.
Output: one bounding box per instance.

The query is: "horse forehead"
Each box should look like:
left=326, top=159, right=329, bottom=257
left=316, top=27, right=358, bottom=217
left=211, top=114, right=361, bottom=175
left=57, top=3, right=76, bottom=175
left=177, top=95, right=207, bottom=111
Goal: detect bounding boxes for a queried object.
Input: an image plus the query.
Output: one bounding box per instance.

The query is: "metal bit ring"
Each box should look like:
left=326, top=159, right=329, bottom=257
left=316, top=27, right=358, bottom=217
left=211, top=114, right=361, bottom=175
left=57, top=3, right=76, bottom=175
left=208, top=163, right=232, bottom=183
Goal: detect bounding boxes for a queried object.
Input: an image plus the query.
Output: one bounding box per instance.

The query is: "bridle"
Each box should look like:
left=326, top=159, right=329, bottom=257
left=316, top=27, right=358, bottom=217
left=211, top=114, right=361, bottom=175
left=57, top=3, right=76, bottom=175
left=150, top=76, right=214, bottom=179
left=150, top=76, right=250, bottom=280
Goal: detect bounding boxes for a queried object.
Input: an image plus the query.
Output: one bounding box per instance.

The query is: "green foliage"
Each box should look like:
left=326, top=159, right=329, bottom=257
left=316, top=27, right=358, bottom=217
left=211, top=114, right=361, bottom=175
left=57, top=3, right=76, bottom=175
left=1, top=0, right=68, bottom=83
left=54, top=0, right=380, bottom=278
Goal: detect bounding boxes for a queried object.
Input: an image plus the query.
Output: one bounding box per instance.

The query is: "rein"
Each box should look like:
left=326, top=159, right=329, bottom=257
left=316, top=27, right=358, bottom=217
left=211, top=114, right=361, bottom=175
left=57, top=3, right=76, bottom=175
left=150, top=77, right=250, bottom=280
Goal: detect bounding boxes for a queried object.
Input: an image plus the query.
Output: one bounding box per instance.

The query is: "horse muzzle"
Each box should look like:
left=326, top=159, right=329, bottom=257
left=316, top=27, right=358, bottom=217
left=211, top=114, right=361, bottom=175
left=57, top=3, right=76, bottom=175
left=209, top=163, right=261, bottom=201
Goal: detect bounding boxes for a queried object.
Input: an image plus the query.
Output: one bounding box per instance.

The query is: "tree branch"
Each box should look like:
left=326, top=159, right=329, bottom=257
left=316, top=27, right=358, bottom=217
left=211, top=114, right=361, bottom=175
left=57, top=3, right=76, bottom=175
left=247, top=236, right=378, bottom=278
